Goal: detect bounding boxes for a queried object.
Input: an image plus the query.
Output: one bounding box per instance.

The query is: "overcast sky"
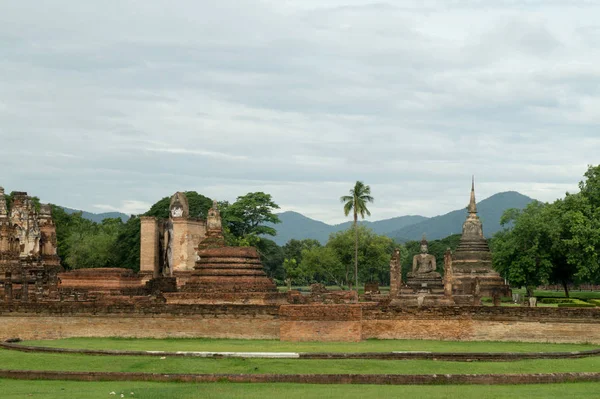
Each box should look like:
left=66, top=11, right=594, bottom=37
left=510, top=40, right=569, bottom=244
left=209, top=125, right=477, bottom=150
left=1, top=1, right=599, bottom=224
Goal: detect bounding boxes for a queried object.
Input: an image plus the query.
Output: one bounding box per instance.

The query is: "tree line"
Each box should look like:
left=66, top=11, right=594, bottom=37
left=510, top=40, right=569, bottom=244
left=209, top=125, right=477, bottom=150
left=52, top=192, right=282, bottom=271
left=492, top=164, right=600, bottom=297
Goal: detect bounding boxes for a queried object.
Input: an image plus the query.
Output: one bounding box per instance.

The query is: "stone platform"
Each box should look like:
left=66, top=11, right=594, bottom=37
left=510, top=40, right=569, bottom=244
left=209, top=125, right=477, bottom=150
left=181, top=247, right=278, bottom=294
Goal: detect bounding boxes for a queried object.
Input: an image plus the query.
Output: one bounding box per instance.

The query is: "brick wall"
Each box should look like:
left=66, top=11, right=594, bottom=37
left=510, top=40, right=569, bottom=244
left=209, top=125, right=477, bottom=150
left=0, top=303, right=599, bottom=343
left=280, top=305, right=363, bottom=342
left=0, top=303, right=279, bottom=340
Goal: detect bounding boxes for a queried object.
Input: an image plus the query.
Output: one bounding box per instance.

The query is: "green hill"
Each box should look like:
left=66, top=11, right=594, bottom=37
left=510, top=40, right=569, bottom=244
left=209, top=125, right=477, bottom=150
left=389, top=191, right=534, bottom=242
left=270, top=213, right=426, bottom=245
left=61, top=207, right=130, bottom=223
left=270, top=191, right=534, bottom=245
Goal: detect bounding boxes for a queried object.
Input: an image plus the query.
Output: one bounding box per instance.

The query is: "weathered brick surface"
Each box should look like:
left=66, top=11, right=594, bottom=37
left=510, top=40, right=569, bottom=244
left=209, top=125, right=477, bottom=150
left=139, top=217, right=159, bottom=274
left=0, top=303, right=599, bottom=343
left=279, top=305, right=362, bottom=342
left=280, top=305, right=362, bottom=321
left=0, top=303, right=280, bottom=340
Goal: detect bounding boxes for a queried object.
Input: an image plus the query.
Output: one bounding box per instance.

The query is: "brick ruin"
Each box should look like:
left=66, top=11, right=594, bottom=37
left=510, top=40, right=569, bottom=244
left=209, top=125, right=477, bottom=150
left=0, top=188, right=61, bottom=302
left=0, top=185, right=596, bottom=344
left=139, top=192, right=207, bottom=286
left=450, top=178, right=512, bottom=298
left=167, top=200, right=283, bottom=304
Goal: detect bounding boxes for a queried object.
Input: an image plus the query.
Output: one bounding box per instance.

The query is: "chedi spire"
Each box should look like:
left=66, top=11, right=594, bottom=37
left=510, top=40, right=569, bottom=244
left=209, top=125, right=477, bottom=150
left=468, top=176, right=478, bottom=214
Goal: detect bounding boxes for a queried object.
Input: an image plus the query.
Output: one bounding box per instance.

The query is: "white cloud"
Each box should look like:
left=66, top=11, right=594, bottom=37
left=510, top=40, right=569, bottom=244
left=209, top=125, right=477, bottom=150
left=1, top=0, right=599, bottom=224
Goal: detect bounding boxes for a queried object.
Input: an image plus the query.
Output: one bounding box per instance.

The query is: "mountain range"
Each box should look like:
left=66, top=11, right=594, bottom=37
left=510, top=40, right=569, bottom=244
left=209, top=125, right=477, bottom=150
left=62, top=207, right=130, bottom=223
left=268, top=191, right=534, bottom=245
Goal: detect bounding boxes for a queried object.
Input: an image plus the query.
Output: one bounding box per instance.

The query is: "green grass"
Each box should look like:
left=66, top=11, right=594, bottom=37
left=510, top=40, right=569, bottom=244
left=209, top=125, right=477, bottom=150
left=1, top=349, right=599, bottom=375
left=1, top=379, right=600, bottom=399
left=513, top=288, right=600, bottom=300
left=21, top=337, right=599, bottom=353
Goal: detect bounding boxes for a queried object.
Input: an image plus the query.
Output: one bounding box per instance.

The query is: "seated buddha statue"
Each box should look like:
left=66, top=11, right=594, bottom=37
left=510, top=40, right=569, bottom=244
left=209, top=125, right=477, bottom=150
left=408, top=235, right=441, bottom=279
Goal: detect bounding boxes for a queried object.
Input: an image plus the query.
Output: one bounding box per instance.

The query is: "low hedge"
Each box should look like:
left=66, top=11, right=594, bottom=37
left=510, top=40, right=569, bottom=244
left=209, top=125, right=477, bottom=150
left=557, top=299, right=596, bottom=308
left=586, top=299, right=600, bottom=306
left=540, top=298, right=576, bottom=304
left=557, top=303, right=596, bottom=308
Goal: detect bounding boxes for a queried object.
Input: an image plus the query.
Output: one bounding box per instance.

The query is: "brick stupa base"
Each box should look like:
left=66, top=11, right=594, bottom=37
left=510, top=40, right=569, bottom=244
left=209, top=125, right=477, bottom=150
left=166, top=246, right=285, bottom=305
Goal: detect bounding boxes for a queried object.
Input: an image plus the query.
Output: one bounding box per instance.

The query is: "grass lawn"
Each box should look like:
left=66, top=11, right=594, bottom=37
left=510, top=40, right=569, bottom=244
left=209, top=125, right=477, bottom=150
left=1, top=379, right=600, bottom=399
left=1, top=349, right=599, bottom=375
left=21, top=338, right=599, bottom=354
left=512, top=288, right=600, bottom=300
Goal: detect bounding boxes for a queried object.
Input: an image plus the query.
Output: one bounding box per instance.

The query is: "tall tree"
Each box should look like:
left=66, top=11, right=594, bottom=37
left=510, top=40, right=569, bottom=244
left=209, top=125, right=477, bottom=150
left=340, top=181, right=374, bottom=289
left=221, top=192, right=281, bottom=241
left=492, top=202, right=557, bottom=297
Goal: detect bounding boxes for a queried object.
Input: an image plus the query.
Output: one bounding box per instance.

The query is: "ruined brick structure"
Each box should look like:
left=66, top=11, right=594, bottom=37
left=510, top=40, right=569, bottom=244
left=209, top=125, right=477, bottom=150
left=0, top=188, right=61, bottom=301
left=451, top=179, right=512, bottom=297
left=139, top=192, right=206, bottom=285
left=172, top=201, right=281, bottom=303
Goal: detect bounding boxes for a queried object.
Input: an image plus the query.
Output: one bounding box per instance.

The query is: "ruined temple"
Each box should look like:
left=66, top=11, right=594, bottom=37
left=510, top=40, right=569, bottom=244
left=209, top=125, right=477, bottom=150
left=450, top=178, right=511, bottom=297
left=0, top=188, right=61, bottom=301
left=174, top=200, right=280, bottom=303
left=139, top=192, right=207, bottom=285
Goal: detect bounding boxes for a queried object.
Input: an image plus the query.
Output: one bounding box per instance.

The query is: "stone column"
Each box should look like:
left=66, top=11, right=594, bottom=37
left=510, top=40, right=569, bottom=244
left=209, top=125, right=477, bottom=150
left=443, top=248, right=453, bottom=297
left=389, top=248, right=402, bottom=297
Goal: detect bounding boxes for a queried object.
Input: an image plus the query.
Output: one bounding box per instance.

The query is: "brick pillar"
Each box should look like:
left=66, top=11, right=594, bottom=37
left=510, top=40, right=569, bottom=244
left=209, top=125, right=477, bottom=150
left=443, top=249, right=453, bottom=297
left=4, top=271, right=12, bottom=302
left=389, top=248, right=402, bottom=297
left=35, top=271, right=44, bottom=301
left=140, top=217, right=159, bottom=277
left=21, top=271, right=29, bottom=302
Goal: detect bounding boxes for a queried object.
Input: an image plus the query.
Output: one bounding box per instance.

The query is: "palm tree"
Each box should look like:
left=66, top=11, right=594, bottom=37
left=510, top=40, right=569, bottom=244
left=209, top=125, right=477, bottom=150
left=340, top=181, right=374, bottom=290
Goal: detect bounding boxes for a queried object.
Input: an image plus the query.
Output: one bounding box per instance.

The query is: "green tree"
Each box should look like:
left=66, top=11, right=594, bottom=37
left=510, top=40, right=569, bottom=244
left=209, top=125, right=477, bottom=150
left=256, top=238, right=285, bottom=280
left=340, top=181, right=374, bottom=289
left=492, top=201, right=557, bottom=297
left=282, top=239, right=321, bottom=265
left=64, top=217, right=123, bottom=269
left=492, top=165, right=600, bottom=297
left=145, top=192, right=213, bottom=219
left=112, top=216, right=141, bottom=271
left=221, top=192, right=281, bottom=241
left=327, top=226, right=394, bottom=285
left=282, top=258, right=306, bottom=290
left=299, top=246, right=346, bottom=289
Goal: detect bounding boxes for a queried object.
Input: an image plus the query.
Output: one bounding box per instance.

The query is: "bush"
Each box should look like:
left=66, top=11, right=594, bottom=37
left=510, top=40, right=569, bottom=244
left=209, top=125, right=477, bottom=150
left=557, top=303, right=596, bottom=308
left=586, top=299, right=600, bottom=306
left=557, top=299, right=596, bottom=307
left=540, top=298, right=576, bottom=304
left=482, top=297, right=513, bottom=303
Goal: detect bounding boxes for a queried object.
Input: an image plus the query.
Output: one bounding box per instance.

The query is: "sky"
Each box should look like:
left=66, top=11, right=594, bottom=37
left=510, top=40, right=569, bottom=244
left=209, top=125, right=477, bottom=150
left=1, top=0, right=599, bottom=224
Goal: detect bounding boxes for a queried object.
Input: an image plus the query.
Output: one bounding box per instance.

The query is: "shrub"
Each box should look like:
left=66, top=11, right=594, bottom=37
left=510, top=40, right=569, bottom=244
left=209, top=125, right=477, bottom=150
left=540, top=298, right=576, bottom=304
left=557, top=303, right=596, bottom=308
left=586, top=299, right=600, bottom=306
left=557, top=299, right=596, bottom=308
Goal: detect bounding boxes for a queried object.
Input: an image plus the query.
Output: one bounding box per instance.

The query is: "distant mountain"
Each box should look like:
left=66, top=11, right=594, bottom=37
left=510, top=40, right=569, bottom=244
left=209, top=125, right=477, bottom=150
left=62, top=207, right=130, bottom=223
left=268, top=191, right=534, bottom=246
left=269, top=212, right=428, bottom=245
left=389, top=191, right=534, bottom=242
